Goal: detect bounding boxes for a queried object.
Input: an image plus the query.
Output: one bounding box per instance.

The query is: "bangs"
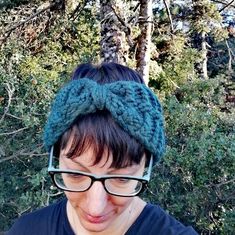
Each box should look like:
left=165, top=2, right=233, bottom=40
left=56, top=111, right=147, bottom=168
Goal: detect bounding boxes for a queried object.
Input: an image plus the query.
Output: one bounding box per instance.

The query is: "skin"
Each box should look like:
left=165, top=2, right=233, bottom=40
left=59, top=140, right=147, bottom=235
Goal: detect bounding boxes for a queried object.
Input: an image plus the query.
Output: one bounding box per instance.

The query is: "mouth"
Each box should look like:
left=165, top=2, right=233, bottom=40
left=86, top=214, right=108, bottom=224
left=82, top=210, right=113, bottom=224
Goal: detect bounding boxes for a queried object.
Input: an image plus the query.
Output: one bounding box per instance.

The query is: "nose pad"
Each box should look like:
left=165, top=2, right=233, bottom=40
left=86, top=181, right=108, bottom=215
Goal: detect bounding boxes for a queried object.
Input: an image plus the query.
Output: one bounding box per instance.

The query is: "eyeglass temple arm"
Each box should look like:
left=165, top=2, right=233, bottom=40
left=145, top=155, right=153, bottom=181
left=48, top=146, right=54, bottom=170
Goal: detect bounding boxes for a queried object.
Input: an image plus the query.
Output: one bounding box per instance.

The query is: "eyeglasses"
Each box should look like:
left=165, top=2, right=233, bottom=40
left=48, top=146, right=153, bottom=197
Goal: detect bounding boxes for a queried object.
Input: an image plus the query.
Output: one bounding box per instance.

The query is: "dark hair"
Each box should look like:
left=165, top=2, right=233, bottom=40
left=72, top=62, right=145, bottom=84
left=56, top=63, right=150, bottom=168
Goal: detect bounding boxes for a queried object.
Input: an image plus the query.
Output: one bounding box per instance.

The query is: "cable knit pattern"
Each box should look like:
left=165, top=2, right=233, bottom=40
left=44, top=78, right=165, bottom=163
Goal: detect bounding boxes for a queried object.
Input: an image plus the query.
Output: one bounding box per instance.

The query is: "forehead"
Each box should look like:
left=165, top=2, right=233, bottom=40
left=60, top=143, right=112, bottom=168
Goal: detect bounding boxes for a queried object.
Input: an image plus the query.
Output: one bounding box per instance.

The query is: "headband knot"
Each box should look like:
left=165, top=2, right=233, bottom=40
left=92, top=84, right=107, bottom=110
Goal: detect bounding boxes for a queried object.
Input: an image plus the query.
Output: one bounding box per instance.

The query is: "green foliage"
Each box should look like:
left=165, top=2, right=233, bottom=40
left=191, top=0, right=222, bottom=34
left=208, top=37, right=235, bottom=78
left=150, top=34, right=199, bottom=94
left=0, top=43, right=62, bottom=230
left=146, top=77, right=235, bottom=234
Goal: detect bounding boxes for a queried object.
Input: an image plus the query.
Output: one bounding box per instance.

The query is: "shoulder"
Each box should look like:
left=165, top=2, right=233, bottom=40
left=126, top=203, right=198, bottom=235
left=6, top=199, right=68, bottom=235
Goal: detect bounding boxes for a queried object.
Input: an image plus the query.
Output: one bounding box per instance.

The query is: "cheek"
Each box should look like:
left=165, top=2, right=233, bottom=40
left=64, top=191, right=84, bottom=207
left=108, top=196, right=134, bottom=212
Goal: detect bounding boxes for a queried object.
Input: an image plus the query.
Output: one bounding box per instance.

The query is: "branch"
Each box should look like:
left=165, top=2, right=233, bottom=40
left=0, top=83, right=15, bottom=123
left=225, top=39, right=234, bottom=72
left=163, top=0, right=174, bottom=33
left=110, top=5, right=131, bottom=33
left=69, top=0, right=89, bottom=20
left=167, top=77, right=180, bottom=89
left=219, top=0, right=235, bottom=12
left=0, top=145, right=47, bottom=164
left=6, top=6, right=50, bottom=33
left=46, top=191, right=63, bottom=205
left=0, top=127, right=28, bottom=136
left=211, top=0, right=235, bottom=11
left=0, top=2, right=55, bottom=44
left=109, top=5, right=133, bottom=47
left=206, top=178, right=235, bottom=189
left=5, top=113, right=23, bottom=120
left=19, top=206, right=32, bottom=216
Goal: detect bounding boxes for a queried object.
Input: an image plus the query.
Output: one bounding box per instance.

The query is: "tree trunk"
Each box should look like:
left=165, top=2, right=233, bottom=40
left=136, top=0, right=153, bottom=85
left=99, top=0, right=128, bottom=64
left=201, top=31, right=208, bottom=80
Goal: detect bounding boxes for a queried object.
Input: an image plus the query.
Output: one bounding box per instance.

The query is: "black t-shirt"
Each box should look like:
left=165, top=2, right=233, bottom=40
left=6, top=199, right=198, bottom=235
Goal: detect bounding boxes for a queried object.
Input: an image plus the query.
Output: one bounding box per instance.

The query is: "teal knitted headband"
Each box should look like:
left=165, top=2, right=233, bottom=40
left=44, top=78, right=165, bottom=163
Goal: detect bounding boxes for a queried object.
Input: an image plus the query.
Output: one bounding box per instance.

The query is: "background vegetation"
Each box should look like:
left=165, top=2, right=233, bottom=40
left=0, top=0, right=234, bottom=234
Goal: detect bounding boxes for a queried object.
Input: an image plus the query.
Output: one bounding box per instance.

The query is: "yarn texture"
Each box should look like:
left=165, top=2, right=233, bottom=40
left=44, top=78, right=165, bottom=163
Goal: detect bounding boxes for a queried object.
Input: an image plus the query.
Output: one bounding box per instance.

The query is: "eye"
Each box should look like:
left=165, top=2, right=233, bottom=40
left=111, top=178, right=131, bottom=184
left=118, top=178, right=130, bottom=183
left=65, top=173, right=86, bottom=182
left=69, top=173, right=83, bottom=178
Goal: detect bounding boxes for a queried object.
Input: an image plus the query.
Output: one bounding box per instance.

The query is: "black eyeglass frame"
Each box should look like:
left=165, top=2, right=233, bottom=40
left=48, top=146, right=153, bottom=197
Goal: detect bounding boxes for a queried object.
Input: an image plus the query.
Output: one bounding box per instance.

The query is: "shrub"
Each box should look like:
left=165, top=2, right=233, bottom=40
left=145, top=76, right=235, bottom=234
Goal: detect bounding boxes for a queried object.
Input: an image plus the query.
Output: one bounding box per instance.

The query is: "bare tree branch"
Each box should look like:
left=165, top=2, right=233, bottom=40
left=46, top=191, right=63, bottom=205
left=0, top=127, right=28, bottom=136
left=136, top=0, right=153, bottom=84
left=5, top=113, right=23, bottom=120
left=5, top=6, right=50, bottom=33
left=0, top=145, right=47, bottom=164
left=0, top=83, right=15, bottom=123
left=225, top=39, right=234, bottom=72
left=110, top=5, right=129, bottom=31
left=109, top=5, right=133, bottom=47
left=163, top=0, right=174, bottom=33
left=219, top=0, right=235, bottom=12
left=211, top=0, right=235, bottom=11
left=0, top=2, right=56, bottom=44
left=69, top=0, right=89, bottom=20
left=206, top=178, right=235, bottom=188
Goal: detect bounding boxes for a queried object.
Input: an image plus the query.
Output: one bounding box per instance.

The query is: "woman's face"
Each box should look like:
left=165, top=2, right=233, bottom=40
left=59, top=141, right=146, bottom=233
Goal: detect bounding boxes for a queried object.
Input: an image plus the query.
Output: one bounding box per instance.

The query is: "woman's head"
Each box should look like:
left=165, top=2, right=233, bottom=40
left=45, top=62, right=165, bottom=233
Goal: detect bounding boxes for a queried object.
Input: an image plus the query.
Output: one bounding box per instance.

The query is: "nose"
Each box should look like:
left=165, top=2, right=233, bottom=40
left=86, top=181, right=108, bottom=216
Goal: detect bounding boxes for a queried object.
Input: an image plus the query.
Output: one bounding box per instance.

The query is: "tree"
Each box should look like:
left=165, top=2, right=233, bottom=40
left=191, top=0, right=224, bottom=80
left=100, top=0, right=129, bottom=64
left=136, top=0, right=153, bottom=84
left=99, top=0, right=154, bottom=84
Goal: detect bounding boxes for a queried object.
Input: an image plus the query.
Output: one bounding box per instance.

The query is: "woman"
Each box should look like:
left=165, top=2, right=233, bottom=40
left=7, top=63, right=198, bottom=235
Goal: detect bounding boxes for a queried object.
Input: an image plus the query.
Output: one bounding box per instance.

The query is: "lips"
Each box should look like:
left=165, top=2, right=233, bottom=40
left=82, top=210, right=113, bottom=224
left=86, top=214, right=107, bottom=223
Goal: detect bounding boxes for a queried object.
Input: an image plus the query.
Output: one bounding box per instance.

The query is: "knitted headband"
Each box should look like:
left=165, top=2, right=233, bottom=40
left=44, top=78, right=165, bottom=164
